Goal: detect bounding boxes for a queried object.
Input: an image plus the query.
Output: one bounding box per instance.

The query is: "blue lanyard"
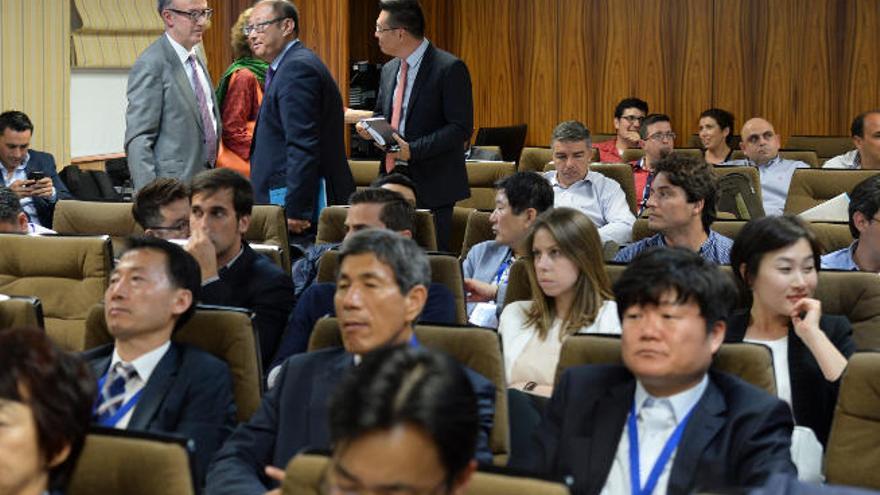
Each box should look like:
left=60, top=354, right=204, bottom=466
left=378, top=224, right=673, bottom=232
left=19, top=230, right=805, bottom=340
left=95, top=374, right=145, bottom=427
left=494, top=254, right=514, bottom=284
left=627, top=400, right=696, bottom=495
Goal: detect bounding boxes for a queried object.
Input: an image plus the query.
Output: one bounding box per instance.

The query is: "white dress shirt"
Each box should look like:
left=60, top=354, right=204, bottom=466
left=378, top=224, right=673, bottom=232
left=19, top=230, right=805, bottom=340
left=106, top=341, right=172, bottom=428
left=543, top=170, right=635, bottom=244
left=165, top=33, right=217, bottom=131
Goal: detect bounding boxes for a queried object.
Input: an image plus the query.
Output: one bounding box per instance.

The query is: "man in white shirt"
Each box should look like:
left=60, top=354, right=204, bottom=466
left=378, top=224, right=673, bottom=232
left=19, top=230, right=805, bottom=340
left=0, top=185, right=54, bottom=235
left=823, top=111, right=880, bottom=170
left=543, top=120, right=635, bottom=245
left=526, top=248, right=796, bottom=495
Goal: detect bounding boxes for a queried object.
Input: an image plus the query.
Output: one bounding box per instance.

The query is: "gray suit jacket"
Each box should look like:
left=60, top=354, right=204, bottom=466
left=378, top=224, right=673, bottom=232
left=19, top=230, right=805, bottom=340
left=125, top=34, right=220, bottom=190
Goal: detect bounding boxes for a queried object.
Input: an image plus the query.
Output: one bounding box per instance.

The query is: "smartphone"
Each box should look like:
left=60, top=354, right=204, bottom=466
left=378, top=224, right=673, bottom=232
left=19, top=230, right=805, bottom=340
left=27, top=171, right=45, bottom=182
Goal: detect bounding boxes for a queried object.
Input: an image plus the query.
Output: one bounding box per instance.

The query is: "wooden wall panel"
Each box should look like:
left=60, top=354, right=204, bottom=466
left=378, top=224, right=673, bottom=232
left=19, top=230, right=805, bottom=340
left=203, top=0, right=251, bottom=83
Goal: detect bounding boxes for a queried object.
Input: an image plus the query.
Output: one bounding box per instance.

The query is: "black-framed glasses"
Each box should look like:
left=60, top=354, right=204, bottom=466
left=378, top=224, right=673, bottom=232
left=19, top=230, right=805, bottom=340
left=619, top=115, right=646, bottom=124
left=166, top=8, right=213, bottom=22
left=243, top=16, right=290, bottom=36
left=375, top=24, right=401, bottom=33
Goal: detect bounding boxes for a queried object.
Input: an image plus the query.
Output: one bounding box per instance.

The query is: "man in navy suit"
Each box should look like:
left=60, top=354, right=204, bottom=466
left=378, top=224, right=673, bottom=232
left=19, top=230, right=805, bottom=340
left=526, top=248, right=796, bottom=495
left=0, top=110, right=71, bottom=229
left=82, top=236, right=236, bottom=483
left=247, top=0, right=354, bottom=240
left=357, top=0, right=473, bottom=251
left=206, top=229, right=496, bottom=495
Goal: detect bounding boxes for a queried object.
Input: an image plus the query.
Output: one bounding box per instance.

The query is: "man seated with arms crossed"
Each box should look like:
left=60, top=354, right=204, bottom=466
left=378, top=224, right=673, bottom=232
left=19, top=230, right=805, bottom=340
left=268, top=187, right=456, bottom=380
left=822, top=175, right=880, bottom=271
left=0, top=185, right=53, bottom=234
left=723, top=117, right=809, bottom=216
left=131, top=177, right=191, bottom=239
left=82, top=236, right=236, bottom=483
left=463, top=171, right=553, bottom=327
left=615, top=155, right=733, bottom=264
left=184, top=168, right=295, bottom=366
left=206, top=229, right=495, bottom=494
left=525, top=248, right=795, bottom=495
left=823, top=110, right=880, bottom=170
left=593, top=97, right=650, bottom=163
left=632, top=114, right=675, bottom=214
left=544, top=120, right=635, bottom=245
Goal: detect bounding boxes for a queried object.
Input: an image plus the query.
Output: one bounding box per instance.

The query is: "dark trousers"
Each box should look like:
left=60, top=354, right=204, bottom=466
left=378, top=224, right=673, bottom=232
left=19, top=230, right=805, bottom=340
left=430, top=204, right=453, bottom=252
left=507, top=388, right=548, bottom=469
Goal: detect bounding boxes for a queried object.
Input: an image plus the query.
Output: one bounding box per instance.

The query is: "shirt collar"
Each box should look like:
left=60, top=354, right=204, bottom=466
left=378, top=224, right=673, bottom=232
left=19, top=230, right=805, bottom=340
left=2, top=153, right=29, bottom=178
left=547, top=170, right=592, bottom=189
left=752, top=154, right=782, bottom=168
left=224, top=245, right=246, bottom=270
left=271, top=38, right=300, bottom=70
left=634, top=373, right=709, bottom=423
left=110, top=341, right=172, bottom=384
left=165, top=32, right=198, bottom=64
left=404, top=38, right=430, bottom=68
left=354, top=331, right=420, bottom=366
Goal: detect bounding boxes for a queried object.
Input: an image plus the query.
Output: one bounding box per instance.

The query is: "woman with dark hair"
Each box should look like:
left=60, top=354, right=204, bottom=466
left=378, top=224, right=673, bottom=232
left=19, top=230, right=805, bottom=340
left=324, top=345, right=479, bottom=495
left=698, top=108, right=736, bottom=165
left=0, top=327, right=96, bottom=495
left=214, top=7, right=269, bottom=177
left=728, top=215, right=854, bottom=447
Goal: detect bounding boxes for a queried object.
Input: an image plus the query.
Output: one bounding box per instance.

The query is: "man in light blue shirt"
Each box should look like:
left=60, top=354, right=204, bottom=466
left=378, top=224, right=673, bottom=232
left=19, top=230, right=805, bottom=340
left=543, top=120, right=635, bottom=245
left=722, top=118, right=809, bottom=216
left=823, top=111, right=880, bottom=170
left=821, top=175, right=880, bottom=272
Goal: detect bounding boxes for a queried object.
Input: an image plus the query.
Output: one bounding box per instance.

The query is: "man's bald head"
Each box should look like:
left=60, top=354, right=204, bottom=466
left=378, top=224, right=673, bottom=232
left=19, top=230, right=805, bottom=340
left=740, top=117, right=780, bottom=166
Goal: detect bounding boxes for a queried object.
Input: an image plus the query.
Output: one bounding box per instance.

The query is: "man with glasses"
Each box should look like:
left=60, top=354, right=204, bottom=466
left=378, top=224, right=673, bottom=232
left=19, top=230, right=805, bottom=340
left=132, top=177, right=191, bottom=240
left=633, top=113, right=676, bottom=213
left=594, top=97, right=650, bottom=163
left=125, top=0, right=220, bottom=191
left=247, top=0, right=354, bottom=244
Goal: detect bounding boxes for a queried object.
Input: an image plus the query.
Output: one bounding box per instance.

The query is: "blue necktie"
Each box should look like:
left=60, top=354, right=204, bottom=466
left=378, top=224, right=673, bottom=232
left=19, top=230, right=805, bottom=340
left=265, top=66, right=276, bottom=91
left=95, top=362, right=137, bottom=424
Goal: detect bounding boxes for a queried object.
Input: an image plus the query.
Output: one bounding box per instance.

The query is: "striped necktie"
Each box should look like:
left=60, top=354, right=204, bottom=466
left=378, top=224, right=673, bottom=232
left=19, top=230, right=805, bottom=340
left=95, top=361, right=138, bottom=424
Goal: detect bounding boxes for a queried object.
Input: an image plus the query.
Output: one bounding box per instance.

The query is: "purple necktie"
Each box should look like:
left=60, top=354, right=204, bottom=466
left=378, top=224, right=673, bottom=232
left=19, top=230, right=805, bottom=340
left=264, top=66, right=276, bottom=92
left=187, top=55, right=217, bottom=167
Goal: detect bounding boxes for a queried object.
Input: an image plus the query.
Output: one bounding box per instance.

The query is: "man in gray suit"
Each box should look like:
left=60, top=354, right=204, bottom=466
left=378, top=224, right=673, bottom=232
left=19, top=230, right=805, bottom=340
left=125, top=0, right=220, bottom=191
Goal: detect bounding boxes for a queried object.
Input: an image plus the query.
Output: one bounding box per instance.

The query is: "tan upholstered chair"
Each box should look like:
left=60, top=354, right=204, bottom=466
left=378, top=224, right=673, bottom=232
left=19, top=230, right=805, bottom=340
left=68, top=429, right=196, bottom=495
left=456, top=162, right=516, bottom=210
left=250, top=243, right=286, bottom=270
left=315, top=205, right=437, bottom=251
left=501, top=259, right=530, bottom=310
left=621, top=148, right=645, bottom=163
left=84, top=303, right=262, bottom=422
left=784, top=169, right=880, bottom=215
left=0, top=295, right=43, bottom=329
left=0, top=234, right=112, bottom=351
left=518, top=147, right=553, bottom=173
left=554, top=335, right=776, bottom=395
left=248, top=205, right=291, bottom=273
left=309, top=318, right=510, bottom=465
left=824, top=352, right=880, bottom=490
left=450, top=206, right=475, bottom=257
left=787, top=136, right=854, bottom=161
left=809, top=222, right=853, bottom=254
left=348, top=159, right=381, bottom=186
left=53, top=200, right=142, bottom=255
left=460, top=210, right=494, bottom=260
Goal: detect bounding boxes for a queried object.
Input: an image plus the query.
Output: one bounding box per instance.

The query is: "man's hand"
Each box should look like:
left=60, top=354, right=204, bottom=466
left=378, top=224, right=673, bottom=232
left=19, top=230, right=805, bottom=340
left=623, top=130, right=642, bottom=146
left=263, top=465, right=285, bottom=495
left=392, top=133, right=411, bottom=161
left=30, top=177, right=54, bottom=198
left=287, top=218, right=312, bottom=235
left=185, top=224, right=219, bottom=282
left=8, top=179, right=35, bottom=198
left=464, top=278, right=498, bottom=303
left=355, top=121, right=373, bottom=141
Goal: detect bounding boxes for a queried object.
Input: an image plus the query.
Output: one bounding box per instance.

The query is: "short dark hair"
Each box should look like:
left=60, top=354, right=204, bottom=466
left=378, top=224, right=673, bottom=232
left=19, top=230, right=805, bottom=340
left=349, top=187, right=415, bottom=233
left=0, top=110, right=34, bottom=134
left=730, top=216, right=822, bottom=307
left=190, top=168, right=253, bottom=218
left=0, top=185, right=23, bottom=223
left=261, top=0, right=300, bottom=36
left=132, top=178, right=189, bottom=230
left=371, top=172, right=418, bottom=200
left=614, top=97, right=649, bottom=119
left=614, top=247, right=737, bottom=332
left=550, top=120, right=591, bottom=148
left=338, top=229, right=430, bottom=295
left=851, top=110, right=880, bottom=138
left=654, top=154, right=718, bottom=232
left=848, top=175, right=880, bottom=238
left=639, top=113, right=672, bottom=139
left=123, top=236, right=202, bottom=331
left=699, top=108, right=736, bottom=147
left=494, top=171, right=554, bottom=216
left=329, top=345, right=478, bottom=488
left=0, top=327, right=96, bottom=492
left=379, top=0, right=425, bottom=38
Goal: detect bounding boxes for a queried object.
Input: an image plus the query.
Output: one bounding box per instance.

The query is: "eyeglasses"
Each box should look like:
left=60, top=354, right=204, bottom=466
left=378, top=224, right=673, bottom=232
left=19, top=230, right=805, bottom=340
left=146, top=221, right=189, bottom=232
left=375, top=24, right=401, bottom=33
left=619, top=115, right=646, bottom=124
left=243, top=16, right=290, bottom=36
left=166, top=8, right=213, bottom=22
left=647, top=132, right=677, bottom=142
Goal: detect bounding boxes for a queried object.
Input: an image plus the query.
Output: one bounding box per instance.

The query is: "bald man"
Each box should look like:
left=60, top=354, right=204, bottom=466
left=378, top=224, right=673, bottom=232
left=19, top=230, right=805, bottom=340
left=722, top=118, right=808, bottom=216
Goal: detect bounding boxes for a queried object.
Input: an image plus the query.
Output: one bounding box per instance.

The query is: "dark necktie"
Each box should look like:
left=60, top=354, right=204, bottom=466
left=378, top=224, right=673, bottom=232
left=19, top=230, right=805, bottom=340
left=187, top=55, right=217, bottom=167
left=265, top=66, right=276, bottom=92
left=95, top=361, right=138, bottom=424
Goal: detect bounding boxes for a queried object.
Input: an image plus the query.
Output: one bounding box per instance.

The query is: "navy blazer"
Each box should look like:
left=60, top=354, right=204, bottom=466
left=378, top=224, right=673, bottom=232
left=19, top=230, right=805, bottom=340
left=724, top=310, right=856, bottom=446
left=250, top=42, right=355, bottom=221
left=375, top=44, right=473, bottom=209
left=205, top=346, right=496, bottom=494
left=200, top=241, right=295, bottom=366
left=1, top=150, right=73, bottom=228
left=528, top=365, right=796, bottom=495
left=83, top=342, right=236, bottom=484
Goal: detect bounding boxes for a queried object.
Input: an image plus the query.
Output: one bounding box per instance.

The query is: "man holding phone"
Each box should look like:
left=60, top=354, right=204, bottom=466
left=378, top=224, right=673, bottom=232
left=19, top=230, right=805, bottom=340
left=0, top=110, right=71, bottom=229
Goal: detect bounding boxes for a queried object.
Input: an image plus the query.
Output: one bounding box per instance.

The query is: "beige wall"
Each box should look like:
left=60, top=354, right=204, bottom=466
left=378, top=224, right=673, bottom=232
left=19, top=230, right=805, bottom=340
left=0, top=0, right=71, bottom=168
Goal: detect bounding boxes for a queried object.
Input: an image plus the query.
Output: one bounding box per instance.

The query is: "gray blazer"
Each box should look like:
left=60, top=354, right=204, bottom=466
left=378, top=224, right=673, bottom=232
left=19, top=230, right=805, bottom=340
left=461, top=240, right=512, bottom=315
left=125, top=34, right=220, bottom=190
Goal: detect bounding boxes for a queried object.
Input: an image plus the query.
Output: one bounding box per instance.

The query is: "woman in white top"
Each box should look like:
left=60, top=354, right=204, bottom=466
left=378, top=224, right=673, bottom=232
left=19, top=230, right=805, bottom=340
left=499, top=207, right=620, bottom=398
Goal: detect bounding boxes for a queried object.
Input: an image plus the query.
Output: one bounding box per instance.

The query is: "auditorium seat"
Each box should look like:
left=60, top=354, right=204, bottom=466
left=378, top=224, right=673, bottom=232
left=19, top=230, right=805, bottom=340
left=824, top=352, right=880, bottom=490
left=450, top=206, right=475, bottom=257
left=248, top=205, right=292, bottom=273
left=348, top=159, right=381, bottom=187
left=68, top=428, right=196, bottom=495
left=456, top=161, right=516, bottom=210
left=0, top=234, right=112, bottom=351
left=309, top=318, right=510, bottom=465
left=84, top=303, right=263, bottom=422
left=0, top=295, right=43, bottom=329
left=315, top=205, right=438, bottom=251
left=544, top=162, right=637, bottom=214
left=784, top=169, right=879, bottom=215
left=53, top=199, right=142, bottom=255
left=460, top=209, right=494, bottom=260
left=787, top=136, right=854, bottom=163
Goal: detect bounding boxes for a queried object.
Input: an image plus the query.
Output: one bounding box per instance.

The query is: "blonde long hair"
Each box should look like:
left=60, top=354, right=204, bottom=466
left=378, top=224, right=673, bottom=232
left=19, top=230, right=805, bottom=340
left=523, top=208, right=613, bottom=340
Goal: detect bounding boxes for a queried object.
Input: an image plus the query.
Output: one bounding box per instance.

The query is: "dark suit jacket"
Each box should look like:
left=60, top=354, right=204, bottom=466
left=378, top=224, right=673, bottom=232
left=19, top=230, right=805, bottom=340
left=528, top=365, right=796, bottom=495
left=2, top=150, right=73, bottom=228
left=200, top=241, right=295, bottom=366
left=250, top=42, right=355, bottom=221
left=725, top=310, right=856, bottom=446
left=83, top=342, right=236, bottom=483
left=375, top=43, right=473, bottom=209
left=205, top=346, right=496, bottom=494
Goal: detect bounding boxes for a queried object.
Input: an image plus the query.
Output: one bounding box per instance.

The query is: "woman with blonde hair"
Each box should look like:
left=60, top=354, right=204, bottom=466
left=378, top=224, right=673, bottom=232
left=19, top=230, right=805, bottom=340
left=214, top=8, right=269, bottom=177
